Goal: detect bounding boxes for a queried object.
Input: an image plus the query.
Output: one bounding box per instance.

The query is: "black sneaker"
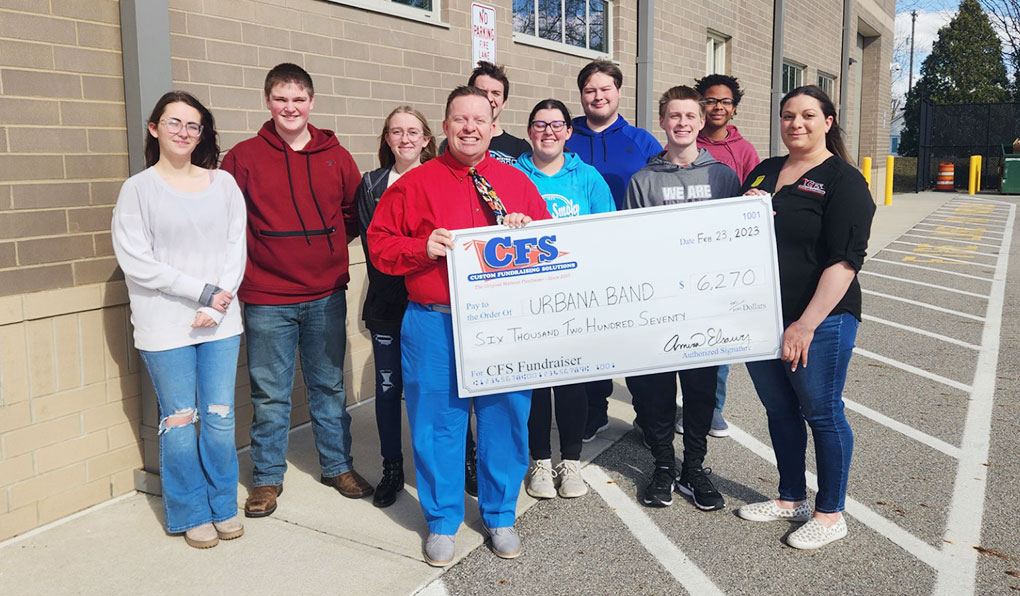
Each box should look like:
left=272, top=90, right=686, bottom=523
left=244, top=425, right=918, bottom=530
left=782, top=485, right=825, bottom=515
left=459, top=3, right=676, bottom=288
left=641, top=466, right=675, bottom=507
left=676, top=466, right=725, bottom=511
left=582, top=412, right=610, bottom=443
left=465, top=447, right=478, bottom=497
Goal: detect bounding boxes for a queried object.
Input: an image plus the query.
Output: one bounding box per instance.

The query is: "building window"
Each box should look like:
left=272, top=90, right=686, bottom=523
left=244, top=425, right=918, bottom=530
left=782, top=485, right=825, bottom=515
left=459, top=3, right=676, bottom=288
left=328, top=0, right=444, bottom=27
left=706, top=32, right=728, bottom=75
left=782, top=61, right=804, bottom=94
left=514, top=0, right=611, bottom=58
left=817, top=72, right=836, bottom=99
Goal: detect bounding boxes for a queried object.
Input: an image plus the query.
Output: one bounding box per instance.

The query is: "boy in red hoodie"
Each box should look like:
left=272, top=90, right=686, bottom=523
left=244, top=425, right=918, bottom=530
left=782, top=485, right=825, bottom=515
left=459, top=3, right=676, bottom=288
left=221, top=63, right=373, bottom=518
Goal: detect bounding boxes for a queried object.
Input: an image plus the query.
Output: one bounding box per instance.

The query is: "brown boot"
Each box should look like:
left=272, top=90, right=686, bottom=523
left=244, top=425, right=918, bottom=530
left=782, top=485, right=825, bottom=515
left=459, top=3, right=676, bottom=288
left=320, top=470, right=374, bottom=499
left=244, top=485, right=282, bottom=518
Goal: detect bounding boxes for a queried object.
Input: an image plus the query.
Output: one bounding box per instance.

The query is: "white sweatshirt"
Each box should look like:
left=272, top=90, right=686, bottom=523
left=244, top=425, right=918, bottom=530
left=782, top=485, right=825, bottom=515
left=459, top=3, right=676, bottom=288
left=112, top=167, right=247, bottom=351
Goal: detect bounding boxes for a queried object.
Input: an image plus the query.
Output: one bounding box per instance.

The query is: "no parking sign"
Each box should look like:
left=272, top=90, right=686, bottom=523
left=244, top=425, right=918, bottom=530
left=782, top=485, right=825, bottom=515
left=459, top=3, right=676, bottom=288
left=471, top=3, right=495, bottom=66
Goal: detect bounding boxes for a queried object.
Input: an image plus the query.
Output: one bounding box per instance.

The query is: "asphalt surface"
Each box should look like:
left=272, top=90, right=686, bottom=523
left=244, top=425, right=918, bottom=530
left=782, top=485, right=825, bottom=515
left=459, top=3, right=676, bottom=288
left=430, top=195, right=1020, bottom=596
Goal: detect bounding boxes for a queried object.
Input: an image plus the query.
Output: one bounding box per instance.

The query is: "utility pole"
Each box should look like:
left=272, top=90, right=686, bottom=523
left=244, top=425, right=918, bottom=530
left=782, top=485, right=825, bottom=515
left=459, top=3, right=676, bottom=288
left=908, top=9, right=917, bottom=92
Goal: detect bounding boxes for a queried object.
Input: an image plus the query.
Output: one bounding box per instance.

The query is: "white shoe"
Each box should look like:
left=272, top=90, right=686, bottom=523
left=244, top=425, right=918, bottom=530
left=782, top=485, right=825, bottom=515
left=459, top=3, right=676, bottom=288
left=526, top=459, right=556, bottom=499
left=787, top=516, right=848, bottom=550
left=555, top=460, right=588, bottom=498
left=737, top=500, right=812, bottom=522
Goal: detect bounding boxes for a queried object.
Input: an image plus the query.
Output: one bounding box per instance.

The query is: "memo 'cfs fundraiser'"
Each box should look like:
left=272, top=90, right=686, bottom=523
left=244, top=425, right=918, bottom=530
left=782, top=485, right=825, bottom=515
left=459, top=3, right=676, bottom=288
left=464, top=234, right=578, bottom=282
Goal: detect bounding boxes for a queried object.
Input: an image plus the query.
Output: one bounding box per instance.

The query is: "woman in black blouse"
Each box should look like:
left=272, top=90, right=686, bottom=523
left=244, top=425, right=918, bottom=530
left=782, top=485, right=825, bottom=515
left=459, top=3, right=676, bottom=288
left=737, top=85, right=874, bottom=549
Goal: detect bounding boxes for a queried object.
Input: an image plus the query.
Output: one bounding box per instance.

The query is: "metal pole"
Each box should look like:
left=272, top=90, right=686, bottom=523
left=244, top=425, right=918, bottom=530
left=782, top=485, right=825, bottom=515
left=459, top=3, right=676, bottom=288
left=770, top=0, right=785, bottom=156
left=636, top=0, right=654, bottom=132
left=838, top=0, right=853, bottom=133
left=909, top=10, right=917, bottom=93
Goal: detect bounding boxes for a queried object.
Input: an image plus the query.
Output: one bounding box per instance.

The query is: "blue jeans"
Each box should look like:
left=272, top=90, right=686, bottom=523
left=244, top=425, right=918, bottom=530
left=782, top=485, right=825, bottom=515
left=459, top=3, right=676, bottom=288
left=244, top=293, right=354, bottom=486
left=745, top=313, right=858, bottom=513
left=139, top=335, right=241, bottom=533
left=401, top=303, right=530, bottom=535
left=715, top=364, right=729, bottom=411
left=371, top=331, right=404, bottom=461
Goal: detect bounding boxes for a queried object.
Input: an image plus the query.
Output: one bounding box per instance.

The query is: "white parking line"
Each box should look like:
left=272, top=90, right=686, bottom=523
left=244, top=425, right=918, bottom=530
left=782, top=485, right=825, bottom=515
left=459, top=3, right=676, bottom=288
left=868, top=258, right=993, bottom=281
left=852, top=348, right=972, bottom=393
left=862, top=314, right=981, bottom=350
left=725, top=424, right=944, bottom=570
left=878, top=248, right=993, bottom=266
left=889, top=240, right=1001, bottom=258
left=899, top=232, right=1002, bottom=249
left=861, top=289, right=986, bottom=321
left=859, top=270, right=990, bottom=299
left=582, top=465, right=725, bottom=596
left=843, top=398, right=961, bottom=459
left=933, top=203, right=1014, bottom=596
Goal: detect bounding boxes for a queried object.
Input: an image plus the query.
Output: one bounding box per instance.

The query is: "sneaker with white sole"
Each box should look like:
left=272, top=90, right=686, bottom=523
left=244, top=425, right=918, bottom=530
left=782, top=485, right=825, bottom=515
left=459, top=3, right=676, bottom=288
left=581, top=412, right=610, bottom=442
left=708, top=409, right=730, bottom=438
left=786, top=516, right=848, bottom=549
left=640, top=466, right=675, bottom=507
left=526, top=459, right=556, bottom=499
left=737, top=500, right=812, bottom=522
left=555, top=460, right=587, bottom=498
left=676, top=466, right=725, bottom=511
left=484, top=525, right=521, bottom=559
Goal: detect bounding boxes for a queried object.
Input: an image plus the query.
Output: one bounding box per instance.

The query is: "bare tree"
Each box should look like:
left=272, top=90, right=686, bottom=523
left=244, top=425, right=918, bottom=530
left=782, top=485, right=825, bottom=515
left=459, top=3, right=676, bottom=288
left=980, top=0, right=1020, bottom=93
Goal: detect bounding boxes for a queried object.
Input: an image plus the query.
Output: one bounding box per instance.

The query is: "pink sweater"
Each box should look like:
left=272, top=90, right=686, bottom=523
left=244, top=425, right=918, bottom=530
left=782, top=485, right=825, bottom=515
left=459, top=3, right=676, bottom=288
left=697, top=125, right=761, bottom=183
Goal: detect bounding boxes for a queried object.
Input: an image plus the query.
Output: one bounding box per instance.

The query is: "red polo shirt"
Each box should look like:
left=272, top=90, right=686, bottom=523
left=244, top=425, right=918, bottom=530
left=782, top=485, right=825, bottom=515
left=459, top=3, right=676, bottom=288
left=367, top=151, right=551, bottom=305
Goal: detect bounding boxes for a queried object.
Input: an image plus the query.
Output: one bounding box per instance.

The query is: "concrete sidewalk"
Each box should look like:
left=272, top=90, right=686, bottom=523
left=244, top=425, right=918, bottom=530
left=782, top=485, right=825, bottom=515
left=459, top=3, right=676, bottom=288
left=0, top=191, right=961, bottom=596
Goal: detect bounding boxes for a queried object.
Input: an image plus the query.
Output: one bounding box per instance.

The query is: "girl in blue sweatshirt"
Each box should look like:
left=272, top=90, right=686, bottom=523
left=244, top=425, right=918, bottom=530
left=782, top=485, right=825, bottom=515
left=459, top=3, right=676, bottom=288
left=514, top=99, right=614, bottom=500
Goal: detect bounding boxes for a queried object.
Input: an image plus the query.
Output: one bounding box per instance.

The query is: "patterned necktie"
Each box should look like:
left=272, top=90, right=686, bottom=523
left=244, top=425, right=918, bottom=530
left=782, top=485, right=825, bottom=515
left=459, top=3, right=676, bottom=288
left=469, top=167, right=507, bottom=225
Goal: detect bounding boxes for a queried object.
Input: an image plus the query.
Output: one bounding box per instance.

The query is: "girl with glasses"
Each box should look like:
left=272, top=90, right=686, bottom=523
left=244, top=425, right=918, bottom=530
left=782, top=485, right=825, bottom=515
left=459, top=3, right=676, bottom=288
left=356, top=106, right=437, bottom=508
left=112, top=91, right=247, bottom=548
left=514, top=99, right=614, bottom=499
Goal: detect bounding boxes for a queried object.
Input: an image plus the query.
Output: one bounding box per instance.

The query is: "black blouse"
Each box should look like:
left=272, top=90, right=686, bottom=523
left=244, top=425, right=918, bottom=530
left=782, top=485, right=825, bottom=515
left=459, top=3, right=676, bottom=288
left=740, top=155, right=875, bottom=323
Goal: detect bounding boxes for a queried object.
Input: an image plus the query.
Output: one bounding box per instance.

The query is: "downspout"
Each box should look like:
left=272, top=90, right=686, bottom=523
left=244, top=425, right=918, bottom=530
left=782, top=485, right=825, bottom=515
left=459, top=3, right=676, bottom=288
left=839, top=0, right=854, bottom=131
left=769, top=0, right=785, bottom=156
left=636, top=0, right=654, bottom=132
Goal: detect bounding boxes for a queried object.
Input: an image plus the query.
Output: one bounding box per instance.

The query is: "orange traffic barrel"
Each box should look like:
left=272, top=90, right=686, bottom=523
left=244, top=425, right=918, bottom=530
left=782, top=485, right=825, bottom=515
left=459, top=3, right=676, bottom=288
left=936, top=162, right=954, bottom=191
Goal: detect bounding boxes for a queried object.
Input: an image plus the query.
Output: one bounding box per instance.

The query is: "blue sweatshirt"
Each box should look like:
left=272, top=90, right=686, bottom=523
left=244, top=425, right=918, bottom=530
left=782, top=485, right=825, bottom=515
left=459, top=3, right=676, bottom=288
left=565, top=115, right=662, bottom=210
left=515, top=152, right=616, bottom=218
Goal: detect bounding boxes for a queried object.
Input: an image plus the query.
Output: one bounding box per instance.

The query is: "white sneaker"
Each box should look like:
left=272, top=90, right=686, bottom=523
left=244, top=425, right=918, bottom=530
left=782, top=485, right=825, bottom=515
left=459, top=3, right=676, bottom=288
left=555, top=460, right=588, bottom=498
left=526, top=459, right=556, bottom=499
left=787, top=516, right=848, bottom=549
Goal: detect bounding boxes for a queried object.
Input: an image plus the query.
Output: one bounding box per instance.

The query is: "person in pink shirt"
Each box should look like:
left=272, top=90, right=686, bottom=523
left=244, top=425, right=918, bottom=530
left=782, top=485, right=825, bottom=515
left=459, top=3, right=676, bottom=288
left=694, top=74, right=760, bottom=183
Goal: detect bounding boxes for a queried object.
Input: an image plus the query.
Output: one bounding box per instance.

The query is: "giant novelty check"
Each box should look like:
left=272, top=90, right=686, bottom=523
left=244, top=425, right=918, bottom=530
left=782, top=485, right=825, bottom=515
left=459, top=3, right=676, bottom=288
left=447, top=195, right=783, bottom=397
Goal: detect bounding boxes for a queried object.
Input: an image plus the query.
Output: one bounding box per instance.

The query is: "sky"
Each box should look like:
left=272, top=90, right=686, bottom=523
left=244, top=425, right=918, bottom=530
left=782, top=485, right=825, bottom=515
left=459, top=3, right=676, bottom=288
left=892, top=1, right=958, bottom=102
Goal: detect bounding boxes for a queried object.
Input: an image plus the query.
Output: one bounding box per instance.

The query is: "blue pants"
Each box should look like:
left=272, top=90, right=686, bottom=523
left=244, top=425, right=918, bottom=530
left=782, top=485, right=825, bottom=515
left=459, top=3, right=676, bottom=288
left=401, top=303, right=530, bottom=535
left=745, top=313, right=858, bottom=513
left=715, top=364, right=729, bottom=410
left=139, top=335, right=241, bottom=533
left=244, top=293, right=354, bottom=487
left=371, top=330, right=404, bottom=461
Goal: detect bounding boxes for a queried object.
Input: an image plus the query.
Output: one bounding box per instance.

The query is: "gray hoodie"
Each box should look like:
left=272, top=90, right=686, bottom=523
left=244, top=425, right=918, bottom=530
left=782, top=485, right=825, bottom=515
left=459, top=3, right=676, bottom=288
left=624, top=149, right=741, bottom=210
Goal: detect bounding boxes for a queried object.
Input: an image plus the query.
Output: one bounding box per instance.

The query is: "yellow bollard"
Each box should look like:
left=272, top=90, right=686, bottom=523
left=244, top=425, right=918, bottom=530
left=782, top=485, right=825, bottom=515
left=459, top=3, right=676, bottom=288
left=884, top=155, right=894, bottom=205
left=968, top=155, right=978, bottom=195
left=976, top=155, right=982, bottom=192
left=861, top=157, right=872, bottom=188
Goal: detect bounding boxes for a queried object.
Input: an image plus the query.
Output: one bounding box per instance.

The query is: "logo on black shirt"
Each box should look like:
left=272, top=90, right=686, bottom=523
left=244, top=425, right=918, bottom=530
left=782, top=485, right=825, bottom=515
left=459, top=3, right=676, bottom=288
left=797, top=178, right=826, bottom=195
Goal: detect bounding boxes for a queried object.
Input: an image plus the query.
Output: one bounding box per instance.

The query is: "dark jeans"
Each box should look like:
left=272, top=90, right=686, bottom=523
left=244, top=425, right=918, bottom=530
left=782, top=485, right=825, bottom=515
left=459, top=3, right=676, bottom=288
left=528, top=383, right=587, bottom=461
left=371, top=331, right=404, bottom=461
left=627, top=366, right=719, bottom=471
left=584, top=379, right=614, bottom=419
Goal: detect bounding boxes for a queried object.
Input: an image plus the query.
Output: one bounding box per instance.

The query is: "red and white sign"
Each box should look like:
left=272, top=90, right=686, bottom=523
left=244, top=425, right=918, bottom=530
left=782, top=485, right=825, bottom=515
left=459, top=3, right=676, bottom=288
left=471, top=3, right=496, bottom=66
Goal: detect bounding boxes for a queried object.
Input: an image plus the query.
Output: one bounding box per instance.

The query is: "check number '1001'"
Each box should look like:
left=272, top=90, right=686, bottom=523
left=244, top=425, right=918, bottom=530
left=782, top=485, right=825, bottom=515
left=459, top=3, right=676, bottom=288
left=695, top=269, right=757, bottom=292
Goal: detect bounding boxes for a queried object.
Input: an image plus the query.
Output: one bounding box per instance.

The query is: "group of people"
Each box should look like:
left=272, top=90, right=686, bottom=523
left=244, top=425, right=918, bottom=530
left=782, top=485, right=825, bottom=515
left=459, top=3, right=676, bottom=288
left=112, top=57, right=874, bottom=564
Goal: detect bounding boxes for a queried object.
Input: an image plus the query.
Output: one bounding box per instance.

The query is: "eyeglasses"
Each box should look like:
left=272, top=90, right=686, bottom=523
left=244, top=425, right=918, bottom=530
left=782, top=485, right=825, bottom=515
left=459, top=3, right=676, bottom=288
left=386, top=129, right=424, bottom=141
left=160, top=118, right=203, bottom=137
left=530, top=120, right=567, bottom=132
left=704, top=98, right=735, bottom=107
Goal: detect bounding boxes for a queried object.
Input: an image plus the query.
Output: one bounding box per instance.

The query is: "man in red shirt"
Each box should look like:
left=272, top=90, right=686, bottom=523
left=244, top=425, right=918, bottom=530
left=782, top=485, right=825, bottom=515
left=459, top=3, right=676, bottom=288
left=368, top=87, right=550, bottom=567
left=221, top=63, right=373, bottom=519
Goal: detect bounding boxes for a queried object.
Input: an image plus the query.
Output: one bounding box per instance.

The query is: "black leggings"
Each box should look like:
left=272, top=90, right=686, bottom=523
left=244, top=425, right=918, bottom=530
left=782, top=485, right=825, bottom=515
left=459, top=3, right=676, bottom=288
left=626, top=366, right=719, bottom=471
left=528, top=383, right=588, bottom=460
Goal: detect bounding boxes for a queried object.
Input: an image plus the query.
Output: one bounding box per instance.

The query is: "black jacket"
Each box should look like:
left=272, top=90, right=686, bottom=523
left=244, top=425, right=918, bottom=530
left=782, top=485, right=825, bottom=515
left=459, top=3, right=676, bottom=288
left=357, top=167, right=408, bottom=334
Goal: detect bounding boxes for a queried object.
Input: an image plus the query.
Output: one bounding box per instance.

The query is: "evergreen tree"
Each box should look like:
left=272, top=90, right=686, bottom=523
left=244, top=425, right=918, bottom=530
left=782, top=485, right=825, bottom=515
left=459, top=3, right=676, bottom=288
left=900, top=0, right=1010, bottom=155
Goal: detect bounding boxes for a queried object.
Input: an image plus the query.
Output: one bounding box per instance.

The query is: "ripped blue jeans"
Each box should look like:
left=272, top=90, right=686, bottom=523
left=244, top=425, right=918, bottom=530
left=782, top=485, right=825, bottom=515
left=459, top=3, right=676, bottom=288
left=139, top=335, right=241, bottom=533
left=372, top=331, right=404, bottom=461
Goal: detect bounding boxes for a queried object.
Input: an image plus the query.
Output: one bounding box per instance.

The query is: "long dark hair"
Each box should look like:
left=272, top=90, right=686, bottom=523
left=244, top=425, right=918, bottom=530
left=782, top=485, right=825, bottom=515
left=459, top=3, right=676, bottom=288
left=144, top=91, right=220, bottom=169
left=377, top=106, right=437, bottom=169
left=779, top=85, right=851, bottom=164
left=527, top=99, right=572, bottom=128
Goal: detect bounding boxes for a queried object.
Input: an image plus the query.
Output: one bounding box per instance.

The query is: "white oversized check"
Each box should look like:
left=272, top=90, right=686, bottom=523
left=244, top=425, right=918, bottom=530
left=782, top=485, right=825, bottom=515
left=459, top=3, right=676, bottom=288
left=447, top=195, right=783, bottom=397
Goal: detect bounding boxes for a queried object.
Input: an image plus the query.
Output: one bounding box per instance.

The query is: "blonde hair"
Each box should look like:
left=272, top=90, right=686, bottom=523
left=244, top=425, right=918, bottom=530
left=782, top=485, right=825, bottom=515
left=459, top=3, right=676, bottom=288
left=378, top=106, right=437, bottom=169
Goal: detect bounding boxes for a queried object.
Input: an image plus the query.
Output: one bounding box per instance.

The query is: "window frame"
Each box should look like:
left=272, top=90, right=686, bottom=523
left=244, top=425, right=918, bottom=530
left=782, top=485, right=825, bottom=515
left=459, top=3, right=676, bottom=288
left=512, top=0, right=613, bottom=60
left=817, top=71, right=836, bottom=99
left=326, top=0, right=449, bottom=29
left=782, top=61, right=804, bottom=94
left=705, top=31, right=728, bottom=76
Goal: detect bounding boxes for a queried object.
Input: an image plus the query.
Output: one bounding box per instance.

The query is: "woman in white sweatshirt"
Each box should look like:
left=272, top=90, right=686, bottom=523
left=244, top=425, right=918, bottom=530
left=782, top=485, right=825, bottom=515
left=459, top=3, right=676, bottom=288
left=112, top=91, right=246, bottom=549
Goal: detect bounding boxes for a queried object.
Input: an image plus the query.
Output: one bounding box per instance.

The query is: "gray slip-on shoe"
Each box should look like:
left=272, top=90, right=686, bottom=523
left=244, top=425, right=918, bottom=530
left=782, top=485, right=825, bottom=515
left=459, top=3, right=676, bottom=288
left=484, top=525, right=521, bottom=559
left=423, top=533, right=456, bottom=567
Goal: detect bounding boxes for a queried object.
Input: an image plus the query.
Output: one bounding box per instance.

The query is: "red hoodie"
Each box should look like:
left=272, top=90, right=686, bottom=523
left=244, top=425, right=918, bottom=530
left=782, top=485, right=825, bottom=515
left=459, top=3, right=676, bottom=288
left=221, top=121, right=361, bottom=305
left=696, top=124, right=761, bottom=184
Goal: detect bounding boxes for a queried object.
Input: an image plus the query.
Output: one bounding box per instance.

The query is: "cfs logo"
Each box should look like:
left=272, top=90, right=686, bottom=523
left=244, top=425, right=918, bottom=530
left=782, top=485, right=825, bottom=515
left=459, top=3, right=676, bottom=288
left=465, top=235, right=576, bottom=281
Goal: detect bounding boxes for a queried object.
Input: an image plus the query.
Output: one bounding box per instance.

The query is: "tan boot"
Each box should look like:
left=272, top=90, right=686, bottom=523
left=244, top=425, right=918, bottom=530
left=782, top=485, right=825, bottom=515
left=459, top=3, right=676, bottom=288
left=213, top=516, right=244, bottom=540
left=184, top=523, right=219, bottom=549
